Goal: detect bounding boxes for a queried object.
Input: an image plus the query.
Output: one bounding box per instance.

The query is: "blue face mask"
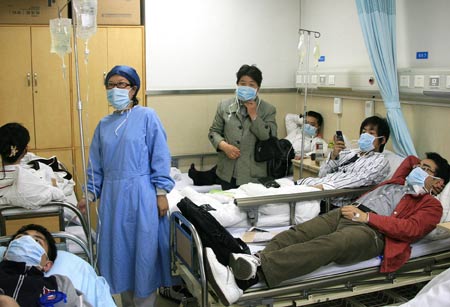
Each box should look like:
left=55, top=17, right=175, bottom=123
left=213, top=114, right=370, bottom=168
left=107, top=88, right=131, bottom=110
left=406, top=167, right=429, bottom=188
left=304, top=123, right=317, bottom=137
left=236, top=86, right=257, bottom=101
left=358, top=133, right=382, bottom=152
left=4, top=235, right=46, bottom=268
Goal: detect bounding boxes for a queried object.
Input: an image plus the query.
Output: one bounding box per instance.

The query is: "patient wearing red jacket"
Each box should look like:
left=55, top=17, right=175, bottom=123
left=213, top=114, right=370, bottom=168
left=205, top=152, right=450, bottom=305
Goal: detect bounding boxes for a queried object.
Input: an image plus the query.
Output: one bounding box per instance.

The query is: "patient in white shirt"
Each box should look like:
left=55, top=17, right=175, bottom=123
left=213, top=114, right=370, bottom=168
left=0, top=123, right=70, bottom=209
left=284, top=111, right=327, bottom=157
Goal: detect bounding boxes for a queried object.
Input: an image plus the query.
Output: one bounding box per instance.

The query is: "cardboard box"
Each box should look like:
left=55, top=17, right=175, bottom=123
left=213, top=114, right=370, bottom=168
left=97, top=0, right=141, bottom=25
left=0, top=0, right=68, bottom=25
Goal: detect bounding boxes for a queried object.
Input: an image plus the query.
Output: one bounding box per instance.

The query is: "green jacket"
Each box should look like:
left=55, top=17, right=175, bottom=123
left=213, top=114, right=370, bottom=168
left=208, top=97, right=277, bottom=186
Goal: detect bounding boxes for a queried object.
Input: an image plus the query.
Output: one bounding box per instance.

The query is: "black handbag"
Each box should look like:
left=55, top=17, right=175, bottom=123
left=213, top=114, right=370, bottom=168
left=254, top=135, right=282, bottom=162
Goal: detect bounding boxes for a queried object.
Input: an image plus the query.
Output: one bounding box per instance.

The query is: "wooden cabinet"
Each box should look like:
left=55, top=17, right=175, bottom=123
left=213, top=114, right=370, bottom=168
left=0, top=26, right=72, bottom=150
left=0, top=25, right=145, bottom=201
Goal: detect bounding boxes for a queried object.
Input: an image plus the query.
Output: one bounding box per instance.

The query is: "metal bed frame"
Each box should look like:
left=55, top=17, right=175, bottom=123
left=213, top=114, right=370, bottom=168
left=0, top=201, right=93, bottom=265
left=170, top=188, right=450, bottom=307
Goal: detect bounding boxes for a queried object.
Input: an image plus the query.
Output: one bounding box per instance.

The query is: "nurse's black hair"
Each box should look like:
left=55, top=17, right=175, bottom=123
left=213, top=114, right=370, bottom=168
left=0, top=123, right=30, bottom=179
left=236, top=64, right=263, bottom=87
left=426, top=152, right=450, bottom=184
left=359, top=116, right=390, bottom=153
left=9, top=224, right=57, bottom=262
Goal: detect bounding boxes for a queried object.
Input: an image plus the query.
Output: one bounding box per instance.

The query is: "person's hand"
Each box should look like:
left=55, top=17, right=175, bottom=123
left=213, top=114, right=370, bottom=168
left=219, top=141, right=241, bottom=160
left=243, top=100, right=258, bottom=120
left=425, top=176, right=445, bottom=195
left=341, top=205, right=368, bottom=223
left=157, top=195, right=169, bottom=217
left=77, top=198, right=87, bottom=214
left=331, top=136, right=346, bottom=160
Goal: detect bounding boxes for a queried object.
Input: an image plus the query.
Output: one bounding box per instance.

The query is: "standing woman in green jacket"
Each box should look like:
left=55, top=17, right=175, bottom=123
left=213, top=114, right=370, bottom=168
left=208, top=64, right=277, bottom=190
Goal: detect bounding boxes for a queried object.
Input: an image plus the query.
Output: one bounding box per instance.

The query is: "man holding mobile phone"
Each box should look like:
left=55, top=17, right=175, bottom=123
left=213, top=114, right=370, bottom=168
left=297, top=116, right=391, bottom=207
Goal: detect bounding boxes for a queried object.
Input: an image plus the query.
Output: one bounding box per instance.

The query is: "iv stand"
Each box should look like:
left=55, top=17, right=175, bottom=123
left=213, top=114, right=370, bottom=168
left=297, top=28, right=321, bottom=179
left=58, top=1, right=94, bottom=266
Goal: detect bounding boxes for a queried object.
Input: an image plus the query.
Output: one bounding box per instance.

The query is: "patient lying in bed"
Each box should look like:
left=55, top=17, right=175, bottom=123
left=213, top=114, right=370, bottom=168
left=0, top=224, right=115, bottom=307
left=205, top=153, right=450, bottom=305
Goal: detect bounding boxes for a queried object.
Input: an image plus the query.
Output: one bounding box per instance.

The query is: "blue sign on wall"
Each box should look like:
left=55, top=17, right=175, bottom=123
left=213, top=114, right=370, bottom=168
left=318, top=55, right=325, bottom=62
left=416, top=51, right=428, bottom=59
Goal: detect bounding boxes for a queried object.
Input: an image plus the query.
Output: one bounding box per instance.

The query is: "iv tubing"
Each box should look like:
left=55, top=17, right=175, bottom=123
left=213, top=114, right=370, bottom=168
left=72, top=4, right=94, bottom=267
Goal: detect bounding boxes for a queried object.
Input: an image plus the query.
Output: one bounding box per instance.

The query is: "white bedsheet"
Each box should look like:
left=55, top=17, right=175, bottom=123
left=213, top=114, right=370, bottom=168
left=168, top=178, right=320, bottom=227
left=227, top=227, right=450, bottom=288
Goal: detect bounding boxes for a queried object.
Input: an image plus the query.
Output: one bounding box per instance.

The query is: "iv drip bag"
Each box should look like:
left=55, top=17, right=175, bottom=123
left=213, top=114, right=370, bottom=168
left=73, top=0, right=98, bottom=41
left=297, top=33, right=306, bottom=64
left=313, top=43, right=321, bottom=67
left=49, top=18, right=72, bottom=58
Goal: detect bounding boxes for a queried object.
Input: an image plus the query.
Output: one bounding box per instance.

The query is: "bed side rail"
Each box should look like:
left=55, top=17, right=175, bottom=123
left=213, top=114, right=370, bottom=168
left=0, top=201, right=94, bottom=264
left=170, top=211, right=208, bottom=307
left=239, top=250, right=450, bottom=306
left=0, top=231, right=92, bottom=265
left=235, top=187, right=372, bottom=225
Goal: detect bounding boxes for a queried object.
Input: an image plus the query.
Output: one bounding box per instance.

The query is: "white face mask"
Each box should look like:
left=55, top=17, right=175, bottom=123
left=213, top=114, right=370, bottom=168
left=4, top=235, right=46, bottom=268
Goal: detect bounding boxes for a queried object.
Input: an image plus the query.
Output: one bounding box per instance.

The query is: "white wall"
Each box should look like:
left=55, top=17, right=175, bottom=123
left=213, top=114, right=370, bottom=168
left=300, top=0, right=450, bottom=71
left=145, top=0, right=300, bottom=91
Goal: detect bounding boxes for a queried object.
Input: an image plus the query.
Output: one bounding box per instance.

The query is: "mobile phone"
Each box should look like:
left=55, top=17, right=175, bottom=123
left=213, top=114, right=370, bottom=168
left=336, top=131, right=344, bottom=142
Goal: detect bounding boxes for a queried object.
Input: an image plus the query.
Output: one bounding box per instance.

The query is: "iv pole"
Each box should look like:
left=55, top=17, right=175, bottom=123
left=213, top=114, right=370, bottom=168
left=57, top=2, right=94, bottom=265
left=297, top=28, right=321, bottom=179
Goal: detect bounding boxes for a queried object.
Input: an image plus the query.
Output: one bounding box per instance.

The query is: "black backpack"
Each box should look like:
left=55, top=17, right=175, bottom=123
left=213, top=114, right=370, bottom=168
left=177, top=197, right=250, bottom=266
left=267, top=139, right=295, bottom=179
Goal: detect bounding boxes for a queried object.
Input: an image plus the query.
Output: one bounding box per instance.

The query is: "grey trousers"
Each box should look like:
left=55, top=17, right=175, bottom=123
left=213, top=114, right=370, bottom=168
left=260, top=209, right=385, bottom=287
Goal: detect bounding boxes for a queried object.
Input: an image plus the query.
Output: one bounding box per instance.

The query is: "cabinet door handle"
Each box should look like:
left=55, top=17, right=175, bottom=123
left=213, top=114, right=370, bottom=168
left=27, top=73, right=31, bottom=86
left=33, top=73, right=38, bottom=86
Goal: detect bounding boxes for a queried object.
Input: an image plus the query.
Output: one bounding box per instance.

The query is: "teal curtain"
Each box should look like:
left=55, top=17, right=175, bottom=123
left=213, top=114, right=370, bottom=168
left=356, top=0, right=416, bottom=157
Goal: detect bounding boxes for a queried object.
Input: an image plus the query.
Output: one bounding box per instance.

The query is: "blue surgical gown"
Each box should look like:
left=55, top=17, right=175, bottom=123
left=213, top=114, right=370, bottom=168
left=86, top=106, right=175, bottom=297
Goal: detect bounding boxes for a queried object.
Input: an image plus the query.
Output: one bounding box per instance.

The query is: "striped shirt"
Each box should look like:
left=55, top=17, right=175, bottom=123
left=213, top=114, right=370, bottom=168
left=297, top=149, right=390, bottom=206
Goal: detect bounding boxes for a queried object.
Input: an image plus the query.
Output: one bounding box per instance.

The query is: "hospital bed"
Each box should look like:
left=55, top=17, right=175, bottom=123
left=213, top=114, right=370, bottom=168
left=0, top=201, right=94, bottom=264
left=0, top=232, right=115, bottom=307
left=169, top=185, right=450, bottom=307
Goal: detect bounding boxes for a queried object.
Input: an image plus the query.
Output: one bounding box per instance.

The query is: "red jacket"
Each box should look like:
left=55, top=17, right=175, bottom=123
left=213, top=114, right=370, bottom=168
left=366, top=155, right=443, bottom=273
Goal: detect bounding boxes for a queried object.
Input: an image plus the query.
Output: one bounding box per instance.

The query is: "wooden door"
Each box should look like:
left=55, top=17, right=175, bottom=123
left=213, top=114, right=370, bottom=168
left=0, top=27, right=35, bottom=147
left=107, top=27, right=145, bottom=104
left=31, top=26, right=72, bottom=149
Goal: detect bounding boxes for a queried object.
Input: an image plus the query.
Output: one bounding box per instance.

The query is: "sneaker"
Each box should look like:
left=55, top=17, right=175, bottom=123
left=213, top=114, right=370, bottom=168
left=229, top=253, right=261, bottom=280
left=204, top=248, right=243, bottom=306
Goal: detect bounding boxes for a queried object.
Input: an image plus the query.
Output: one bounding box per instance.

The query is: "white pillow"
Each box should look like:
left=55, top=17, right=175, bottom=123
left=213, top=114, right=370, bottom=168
left=383, top=150, right=405, bottom=180
left=425, top=183, right=450, bottom=240
left=0, top=247, right=115, bottom=307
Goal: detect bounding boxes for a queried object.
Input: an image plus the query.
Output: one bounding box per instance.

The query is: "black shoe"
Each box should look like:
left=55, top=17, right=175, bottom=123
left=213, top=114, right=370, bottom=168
left=158, top=285, right=192, bottom=303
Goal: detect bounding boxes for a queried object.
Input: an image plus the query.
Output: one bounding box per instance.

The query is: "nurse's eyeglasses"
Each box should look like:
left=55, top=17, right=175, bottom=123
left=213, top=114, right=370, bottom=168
left=106, top=82, right=131, bottom=89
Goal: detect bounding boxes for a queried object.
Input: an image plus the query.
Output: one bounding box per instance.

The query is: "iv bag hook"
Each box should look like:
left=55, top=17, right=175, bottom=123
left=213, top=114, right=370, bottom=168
left=299, top=28, right=321, bottom=39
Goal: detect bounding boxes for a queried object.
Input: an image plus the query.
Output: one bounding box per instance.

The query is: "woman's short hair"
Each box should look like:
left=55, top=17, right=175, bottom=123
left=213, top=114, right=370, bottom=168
left=236, top=64, right=263, bottom=87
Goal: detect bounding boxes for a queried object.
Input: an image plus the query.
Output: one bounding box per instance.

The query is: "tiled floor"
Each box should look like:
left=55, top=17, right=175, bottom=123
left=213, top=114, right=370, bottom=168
left=112, top=293, right=180, bottom=307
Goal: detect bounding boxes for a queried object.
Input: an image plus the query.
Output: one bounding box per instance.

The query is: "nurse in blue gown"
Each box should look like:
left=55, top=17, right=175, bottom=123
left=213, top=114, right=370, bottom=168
left=78, top=65, right=174, bottom=307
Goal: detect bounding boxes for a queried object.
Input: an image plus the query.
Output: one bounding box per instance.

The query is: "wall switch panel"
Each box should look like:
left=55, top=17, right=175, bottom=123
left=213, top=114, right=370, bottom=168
left=399, top=75, right=410, bottom=87
left=333, top=97, right=343, bottom=114
left=328, top=75, right=335, bottom=85
left=365, top=100, right=375, bottom=117
left=414, top=75, right=425, bottom=88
